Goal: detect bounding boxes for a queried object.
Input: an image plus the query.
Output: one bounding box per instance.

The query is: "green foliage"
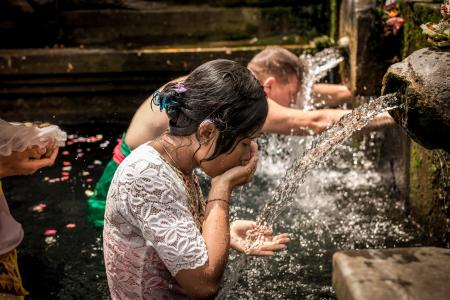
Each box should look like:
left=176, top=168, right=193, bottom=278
left=402, top=3, right=442, bottom=57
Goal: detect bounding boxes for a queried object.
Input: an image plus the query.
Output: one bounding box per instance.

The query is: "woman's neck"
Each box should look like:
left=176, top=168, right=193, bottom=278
left=154, top=134, right=197, bottom=175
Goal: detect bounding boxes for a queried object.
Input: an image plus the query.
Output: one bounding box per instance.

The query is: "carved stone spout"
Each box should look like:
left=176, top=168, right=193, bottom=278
left=382, top=47, right=450, bottom=152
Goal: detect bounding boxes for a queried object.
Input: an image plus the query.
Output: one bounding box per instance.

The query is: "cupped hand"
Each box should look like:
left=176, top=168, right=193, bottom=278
left=230, top=220, right=290, bottom=256
left=0, top=146, right=59, bottom=178
left=213, top=142, right=259, bottom=190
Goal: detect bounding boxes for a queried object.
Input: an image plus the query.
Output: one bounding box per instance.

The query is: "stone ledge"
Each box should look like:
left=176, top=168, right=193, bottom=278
left=332, top=247, right=450, bottom=300
left=0, top=44, right=307, bottom=76
left=61, top=7, right=261, bottom=46
left=0, top=44, right=308, bottom=121
left=0, top=44, right=308, bottom=95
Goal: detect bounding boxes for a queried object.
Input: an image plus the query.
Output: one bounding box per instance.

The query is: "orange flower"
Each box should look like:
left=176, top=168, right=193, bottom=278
left=387, top=9, right=399, bottom=18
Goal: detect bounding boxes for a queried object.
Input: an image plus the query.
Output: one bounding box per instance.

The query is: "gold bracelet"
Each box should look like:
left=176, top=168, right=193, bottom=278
left=207, top=198, right=229, bottom=205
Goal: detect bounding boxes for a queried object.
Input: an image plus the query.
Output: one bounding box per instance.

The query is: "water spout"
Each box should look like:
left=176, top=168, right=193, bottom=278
left=382, top=47, right=450, bottom=152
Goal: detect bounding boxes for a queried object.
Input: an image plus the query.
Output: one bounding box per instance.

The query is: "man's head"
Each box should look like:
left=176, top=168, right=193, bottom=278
left=248, top=46, right=305, bottom=107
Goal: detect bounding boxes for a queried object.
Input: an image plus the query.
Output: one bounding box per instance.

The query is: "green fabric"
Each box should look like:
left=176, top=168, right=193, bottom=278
left=87, top=134, right=131, bottom=227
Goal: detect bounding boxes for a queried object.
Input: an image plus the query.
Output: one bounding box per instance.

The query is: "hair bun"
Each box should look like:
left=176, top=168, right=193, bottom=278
left=152, top=90, right=181, bottom=114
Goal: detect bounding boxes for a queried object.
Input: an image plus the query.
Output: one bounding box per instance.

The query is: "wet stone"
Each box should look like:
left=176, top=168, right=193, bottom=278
left=332, top=247, right=450, bottom=300
left=382, top=47, right=450, bottom=151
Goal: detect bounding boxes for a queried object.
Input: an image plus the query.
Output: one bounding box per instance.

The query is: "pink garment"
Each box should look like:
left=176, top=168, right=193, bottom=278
left=103, top=144, right=208, bottom=300
left=0, top=181, right=24, bottom=255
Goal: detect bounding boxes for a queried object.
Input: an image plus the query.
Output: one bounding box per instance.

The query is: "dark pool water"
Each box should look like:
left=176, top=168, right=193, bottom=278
left=3, top=124, right=432, bottom=300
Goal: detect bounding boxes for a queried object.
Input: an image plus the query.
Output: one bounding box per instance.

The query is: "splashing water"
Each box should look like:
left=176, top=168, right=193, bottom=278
left=298, top=47, right=344, bottom=110
left=252, top=94, right=399, bottom=232
left=256, top=47, right=345, bottom=178
left=217, top=93, right=400, bottom=299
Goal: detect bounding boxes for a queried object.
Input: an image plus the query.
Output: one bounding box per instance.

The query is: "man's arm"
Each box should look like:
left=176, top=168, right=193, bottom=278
left=262, top=98, right=350, bottom=135
left=312, top=83, right=352, bottom=107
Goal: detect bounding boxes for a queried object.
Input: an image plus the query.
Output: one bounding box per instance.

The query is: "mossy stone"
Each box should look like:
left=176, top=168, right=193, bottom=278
left=402, top=3, right=442, bottom=57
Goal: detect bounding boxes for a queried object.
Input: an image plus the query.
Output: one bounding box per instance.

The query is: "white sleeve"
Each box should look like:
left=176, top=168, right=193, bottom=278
left=123, top=158, right=208, bottom=276
left=0, top=118, right=66, bottom=156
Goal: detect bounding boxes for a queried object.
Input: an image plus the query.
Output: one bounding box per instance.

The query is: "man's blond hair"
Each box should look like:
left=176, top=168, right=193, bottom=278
left=247, top=46, right=305, bottom=84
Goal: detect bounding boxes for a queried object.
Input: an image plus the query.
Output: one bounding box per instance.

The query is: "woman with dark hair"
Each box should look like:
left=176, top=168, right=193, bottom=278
left=103, top=59, right=289, bottom=300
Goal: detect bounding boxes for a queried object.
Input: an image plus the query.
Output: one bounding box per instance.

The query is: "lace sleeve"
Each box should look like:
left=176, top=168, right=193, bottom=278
left=122, top=157, right=208, bottom=276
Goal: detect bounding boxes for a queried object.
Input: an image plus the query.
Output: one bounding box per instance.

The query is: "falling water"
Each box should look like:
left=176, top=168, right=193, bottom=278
left=248, top=94, right=399, bottom=245
left=217, top=93, right=400, bottom=299
left=298, top=48, right=344, bottom=110
left=257, top=47, right=346, bottom=174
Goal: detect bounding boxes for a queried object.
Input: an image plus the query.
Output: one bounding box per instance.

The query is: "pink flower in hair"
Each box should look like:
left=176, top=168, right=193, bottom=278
left=174, top=83, right=187, bottom=93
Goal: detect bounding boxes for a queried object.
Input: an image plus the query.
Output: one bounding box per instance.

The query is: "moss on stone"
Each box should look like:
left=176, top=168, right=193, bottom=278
left=330, top=0, right=338, bottom=40
left=310, top=35, right=334, bottom=50
left=409, top=141, right=450, bottom=245
left=402, top=3, right=442, bottom=58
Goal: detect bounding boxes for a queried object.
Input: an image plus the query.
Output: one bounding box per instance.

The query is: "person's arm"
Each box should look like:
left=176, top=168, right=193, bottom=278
left=174, top=143, right=259, bottom=299
left=0, top=146, right=58, bottom=179
left=174, top=180, right=231, bottom=299
left=312, top=83, right=352, bottom=107
left=126, top=76, right=188, bottom=149
left=125, top=99, right=169, bottom=149
left=262, top=98, right=350, bottom=135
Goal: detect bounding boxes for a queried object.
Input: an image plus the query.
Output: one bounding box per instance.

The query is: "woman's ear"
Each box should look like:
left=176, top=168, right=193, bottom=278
left=197, top=120, right=217, bottom=145
left=262, top=76, right=276, bottom=96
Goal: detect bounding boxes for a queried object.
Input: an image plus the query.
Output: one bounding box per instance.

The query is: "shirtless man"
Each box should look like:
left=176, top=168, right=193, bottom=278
left=125, top=46, right=352, bottom=149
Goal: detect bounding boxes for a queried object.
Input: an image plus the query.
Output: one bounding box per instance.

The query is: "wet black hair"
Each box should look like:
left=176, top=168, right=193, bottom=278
left=151, top=59, right=268, bottom=161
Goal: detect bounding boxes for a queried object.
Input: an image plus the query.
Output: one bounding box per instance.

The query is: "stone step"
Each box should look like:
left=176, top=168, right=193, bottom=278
left=0, top=42, right=310, bottom=121
left=332, top=247, right=450, bottom=300
left=0, top=43, right=308, bottom=94
left=61, top=6, right=260, bottom=47
left=60, top=5, right=328, bottom=47
left=0, top=2, right=331, bottom=48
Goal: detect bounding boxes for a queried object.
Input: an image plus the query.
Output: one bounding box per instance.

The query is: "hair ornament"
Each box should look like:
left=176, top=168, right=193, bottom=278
left=174, top=82, right=187, bottom=94
left=152, top=90, right=180, bottom=113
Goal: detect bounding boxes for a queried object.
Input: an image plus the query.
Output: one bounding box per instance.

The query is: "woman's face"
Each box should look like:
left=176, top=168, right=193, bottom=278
left=199, top=133, right=259, bottom=178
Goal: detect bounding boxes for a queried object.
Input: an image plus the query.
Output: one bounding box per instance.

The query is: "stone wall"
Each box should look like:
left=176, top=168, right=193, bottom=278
left=339, top=0, right=404, bottom=97
left=338, top=0, right=449, bottom=245
left=410, top=142, right=449, bottom=244
left=401, top=1, right=449, bottom=246
left=0, top=45, right=307, bottom=123
left=0, top=0, right=332, bottom=48
left=0, top=0, right=331, bottom=122
left=338, top=0, right=410, bottom=205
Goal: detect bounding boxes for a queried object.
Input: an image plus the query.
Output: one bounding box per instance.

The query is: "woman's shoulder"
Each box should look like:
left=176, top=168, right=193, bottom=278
left=126, top=143, right=162, bottom=164
left=116, top=143, right=183, bottom=191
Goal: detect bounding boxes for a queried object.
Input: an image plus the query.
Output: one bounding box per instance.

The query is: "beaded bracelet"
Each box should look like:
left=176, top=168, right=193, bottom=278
left=207, top=199, right=229, bottom=205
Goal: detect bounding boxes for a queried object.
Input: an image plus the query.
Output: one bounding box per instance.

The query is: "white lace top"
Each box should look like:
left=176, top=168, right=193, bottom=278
left=103, top=144, right=208, bottom=300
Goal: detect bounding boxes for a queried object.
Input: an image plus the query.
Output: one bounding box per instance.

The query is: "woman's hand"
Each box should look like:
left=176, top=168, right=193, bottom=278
left=212, top=142, right=259, bottom=191
left=230, top=220, right=290, bottom=256
left=0, top=146, right=59, bottom=178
